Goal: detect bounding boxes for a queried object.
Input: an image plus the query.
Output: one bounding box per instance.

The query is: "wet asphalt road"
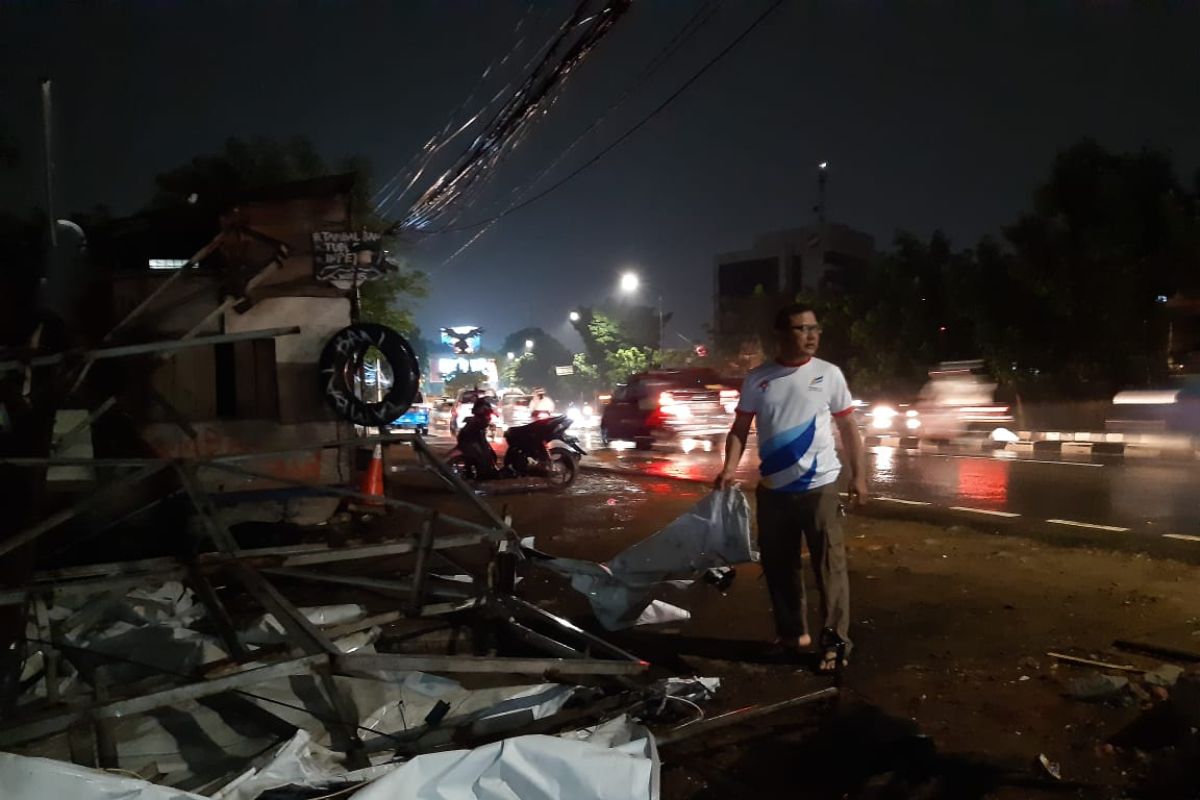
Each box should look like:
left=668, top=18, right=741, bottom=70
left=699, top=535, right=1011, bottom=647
left=568, top=431, right=1200, bottom=546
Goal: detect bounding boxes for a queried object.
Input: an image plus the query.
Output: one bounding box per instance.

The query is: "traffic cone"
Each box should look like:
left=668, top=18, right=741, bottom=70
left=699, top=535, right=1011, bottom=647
left=358, top=443, right=385, bottom=505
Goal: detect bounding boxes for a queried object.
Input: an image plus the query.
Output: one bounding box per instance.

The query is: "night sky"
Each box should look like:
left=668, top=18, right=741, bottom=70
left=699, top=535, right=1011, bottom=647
left=3, top=1, right=1198, bottom=350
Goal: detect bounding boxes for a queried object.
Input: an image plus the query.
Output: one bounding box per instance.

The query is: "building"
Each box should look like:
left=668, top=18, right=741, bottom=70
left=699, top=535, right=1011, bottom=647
left=712, top=223, right=874, bottom=343
left=79, top=174, right=368, bottom=493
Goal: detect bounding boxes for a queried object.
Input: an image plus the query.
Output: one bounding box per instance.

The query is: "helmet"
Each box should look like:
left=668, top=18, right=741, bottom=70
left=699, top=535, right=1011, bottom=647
left=472, top=398, right=494, bottom=417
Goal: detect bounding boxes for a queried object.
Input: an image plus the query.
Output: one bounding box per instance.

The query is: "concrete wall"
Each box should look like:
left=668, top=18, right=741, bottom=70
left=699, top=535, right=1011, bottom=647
left=226, top=296, right=351, bottom=424
left=140, top=419, right=350, bottom=492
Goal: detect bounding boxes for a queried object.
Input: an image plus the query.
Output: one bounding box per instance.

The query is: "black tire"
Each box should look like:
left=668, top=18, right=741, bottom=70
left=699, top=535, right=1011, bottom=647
left=634, top=436, right=653, bottom=451
left=546, top=450, right=578, bottom=489
left=319, top=323, right=420, bottom=427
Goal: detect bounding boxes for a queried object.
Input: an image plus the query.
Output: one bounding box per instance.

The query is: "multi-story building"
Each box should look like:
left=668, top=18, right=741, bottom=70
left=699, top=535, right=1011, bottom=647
left=712, top=223, right=874, bottom=342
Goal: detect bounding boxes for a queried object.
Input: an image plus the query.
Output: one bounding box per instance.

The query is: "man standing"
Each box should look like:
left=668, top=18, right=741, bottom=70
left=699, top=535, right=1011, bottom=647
left=715, top=304, right=867, bottom=671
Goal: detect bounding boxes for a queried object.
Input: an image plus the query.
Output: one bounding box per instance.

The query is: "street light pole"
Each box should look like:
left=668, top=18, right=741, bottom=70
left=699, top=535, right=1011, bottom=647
left=657, top=293, right=663, bottom=359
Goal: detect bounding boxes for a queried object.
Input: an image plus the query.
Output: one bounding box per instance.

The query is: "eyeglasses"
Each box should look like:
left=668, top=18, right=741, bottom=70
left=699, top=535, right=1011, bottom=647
left=788, top=325, right=822, bottom=334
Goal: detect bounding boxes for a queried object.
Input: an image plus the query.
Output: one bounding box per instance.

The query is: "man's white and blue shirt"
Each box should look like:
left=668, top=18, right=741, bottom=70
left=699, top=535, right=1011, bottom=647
left=736, top=357, right=855, bottom=493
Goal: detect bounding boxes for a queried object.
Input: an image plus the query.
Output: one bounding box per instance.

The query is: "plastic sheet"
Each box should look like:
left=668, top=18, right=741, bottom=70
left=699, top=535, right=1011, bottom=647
left=0, top=751, right=206, bottom=800
left=240, top=604, right=365, bottom=646
left=212, top=730, right=396, bottom=800
left=353, top=715, right=659, bottom=800
left=543, top=488, right=755, bottom=629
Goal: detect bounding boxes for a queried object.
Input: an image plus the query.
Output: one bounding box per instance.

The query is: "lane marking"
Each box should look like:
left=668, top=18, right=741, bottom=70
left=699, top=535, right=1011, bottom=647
left=1046, top=519, right=1129, bottom=532
left=876, top=497, right=931, bottom=506
left=949, top=506, right=1021, bottom=518
left=1163, top=533, right=1200, bottom=543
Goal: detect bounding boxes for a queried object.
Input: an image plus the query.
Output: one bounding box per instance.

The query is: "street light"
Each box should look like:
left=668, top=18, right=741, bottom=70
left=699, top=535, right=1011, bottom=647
left=524, top=339, right=534, bottom=351
left=617, top=270, right=664, bottom=359
left=506, top=351, right=515, bottom=360
left=569, top=310, right=581, bottom=323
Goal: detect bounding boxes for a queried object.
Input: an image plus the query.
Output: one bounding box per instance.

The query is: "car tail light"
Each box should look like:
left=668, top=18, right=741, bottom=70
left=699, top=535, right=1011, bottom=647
left=659, top=391, right=676, bottom=406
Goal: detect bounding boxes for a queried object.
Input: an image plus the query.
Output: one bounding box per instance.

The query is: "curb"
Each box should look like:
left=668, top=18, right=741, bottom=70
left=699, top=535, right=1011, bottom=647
left=580, top=461, right=1200, bottom=565
left=864, top=431, right=1199, bottom=460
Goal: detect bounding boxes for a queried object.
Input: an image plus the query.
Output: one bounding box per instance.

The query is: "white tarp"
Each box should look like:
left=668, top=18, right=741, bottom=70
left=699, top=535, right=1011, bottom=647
left=353, top=715, right=659, bottom=800
left=0, top=751, right=206, bottom=800
left=543, top=488, right=755, bottom=628
left=13, top=672, right=579, bottom=793
left=213, top=729, right=395, bottom=800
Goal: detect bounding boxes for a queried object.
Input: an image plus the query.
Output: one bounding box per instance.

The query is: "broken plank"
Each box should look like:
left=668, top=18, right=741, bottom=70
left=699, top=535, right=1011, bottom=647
left=0, top=655, right=323, bottom=747
left=0, top=570, right=188, bottom=607
left=1047, top=652, right=1143, bottom=672
left=336, top=651, right=648, bottom=677
left=261, top=567, right=475, bottom=600
left=655, top=687, right=839, bottom=747
left=200, top=460, right=506, bottom=537
left=0, top=326, right=301, bottom=374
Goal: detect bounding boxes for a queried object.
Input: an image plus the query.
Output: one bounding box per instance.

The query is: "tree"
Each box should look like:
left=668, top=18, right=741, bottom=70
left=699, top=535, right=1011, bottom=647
left=835, top=231, right=978, bottom=396
left=498, top=328, right=572, bottom=393
left=444, top=369, right=488, bottom=395
left=604, top=346, right=652, bottom=386
left=954, top=140, right=1200, bottom=398
left=501, top=353, right=543, bottom=391
left=358, top=270, right=428, bottom=337
left=559, top=352, right=603, bottom=401
left=149, top=136, right=330, bottom=210
left=569, top=308, right=661, bottom=385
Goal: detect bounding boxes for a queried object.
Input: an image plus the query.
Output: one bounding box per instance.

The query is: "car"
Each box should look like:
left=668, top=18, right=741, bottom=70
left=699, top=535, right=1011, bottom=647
left=1109, top=378, right=1200, bottom=433
left=497, top=393, right=533, bottom=431
left=862, top=362, right=1012, bottom=441
left=390, top=393, right=431, bottom=435
left=599, top=368, right=738, bottom=450
left=431, top=396, right=455, bottom=432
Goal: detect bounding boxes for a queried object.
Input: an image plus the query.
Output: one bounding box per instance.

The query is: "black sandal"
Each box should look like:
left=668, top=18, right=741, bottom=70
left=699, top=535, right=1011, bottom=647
left=818, top=628, right=848, bottom=673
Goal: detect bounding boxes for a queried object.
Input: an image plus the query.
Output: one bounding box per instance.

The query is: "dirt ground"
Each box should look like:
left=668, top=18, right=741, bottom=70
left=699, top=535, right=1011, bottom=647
left=484, top=472, right=1200, bottom=799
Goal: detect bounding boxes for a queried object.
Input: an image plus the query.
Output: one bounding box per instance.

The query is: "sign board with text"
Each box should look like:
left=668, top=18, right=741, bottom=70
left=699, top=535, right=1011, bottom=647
left=312, top=230, right=384, bottom=287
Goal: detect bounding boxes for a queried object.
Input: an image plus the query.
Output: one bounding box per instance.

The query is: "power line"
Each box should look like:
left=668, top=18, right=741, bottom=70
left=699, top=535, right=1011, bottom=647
left=428, top=0, right=726, bottom=272
left=432, top=0, right=787, bottom=235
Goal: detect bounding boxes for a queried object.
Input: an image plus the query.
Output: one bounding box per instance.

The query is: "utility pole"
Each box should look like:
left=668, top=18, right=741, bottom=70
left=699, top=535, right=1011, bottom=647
left=657, top=293, right=664, bottom=359
left=40, top=78, right=56, bottom=249
left=815, top=161, right=828, bottom=225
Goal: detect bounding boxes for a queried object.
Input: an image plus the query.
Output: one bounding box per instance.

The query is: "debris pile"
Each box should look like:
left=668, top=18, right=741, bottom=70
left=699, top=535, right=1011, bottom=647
left=0, top=424, right=837, bottom=800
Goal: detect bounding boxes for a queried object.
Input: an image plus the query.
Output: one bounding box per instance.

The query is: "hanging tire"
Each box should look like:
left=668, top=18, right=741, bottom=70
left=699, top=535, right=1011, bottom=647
left=546, top=450, right=578, bottom=490
left=319, top=323, right=420, bottom=427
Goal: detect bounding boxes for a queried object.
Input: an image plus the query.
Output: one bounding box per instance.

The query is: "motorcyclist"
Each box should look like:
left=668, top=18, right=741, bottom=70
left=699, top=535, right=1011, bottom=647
left=456, top=398, right=500, bottom=478
left=530, top=387, right=556, bottom=419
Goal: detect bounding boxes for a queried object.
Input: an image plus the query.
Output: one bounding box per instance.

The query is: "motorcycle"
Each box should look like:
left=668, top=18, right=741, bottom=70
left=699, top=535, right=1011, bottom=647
left=446, top=414, right=587, bottom=490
